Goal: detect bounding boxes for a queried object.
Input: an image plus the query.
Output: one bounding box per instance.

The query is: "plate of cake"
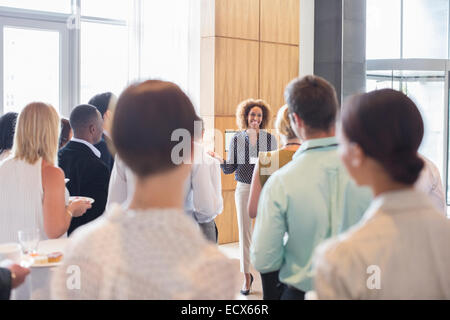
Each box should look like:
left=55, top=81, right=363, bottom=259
left=29, top=251, right=64, bottom=267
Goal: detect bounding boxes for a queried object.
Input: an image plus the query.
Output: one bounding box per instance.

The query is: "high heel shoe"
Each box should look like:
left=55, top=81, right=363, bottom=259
left=240, top=274, right=254, bottom=296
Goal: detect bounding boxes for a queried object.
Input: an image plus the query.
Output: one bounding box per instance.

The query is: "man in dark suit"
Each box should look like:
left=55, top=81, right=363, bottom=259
left=0, top=264, right=29, bottom=300
left=59, top=104, right=110, bottom=235
left=89, top=92, right=116, bottom=173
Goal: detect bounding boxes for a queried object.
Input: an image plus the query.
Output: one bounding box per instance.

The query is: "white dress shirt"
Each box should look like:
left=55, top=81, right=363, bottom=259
left=71, top=137, right=101, bottom=158
left=51, top=204, right=239, bottom=299
left=184, top=143, right=223, bottom=223
left=415, top=155, right=447, bottom=216
left=312, top=189, right=450, bottom=300
left=106, top=155, right=135, bottom=209
left=107, top=143, right=223, bottom=224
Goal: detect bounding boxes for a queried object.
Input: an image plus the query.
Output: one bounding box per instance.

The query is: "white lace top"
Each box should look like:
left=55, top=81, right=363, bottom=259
left=51, top=204, right=240, bottom=299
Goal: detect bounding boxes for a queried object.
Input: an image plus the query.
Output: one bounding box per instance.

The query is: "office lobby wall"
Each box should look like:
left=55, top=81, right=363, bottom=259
left=201, top=0, right=300, bottom=244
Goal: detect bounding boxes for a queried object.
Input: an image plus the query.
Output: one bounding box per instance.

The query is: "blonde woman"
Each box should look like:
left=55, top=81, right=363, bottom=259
left=209, top=99, right=277, bottom=295
left=0, top=102, right=91, bottom=243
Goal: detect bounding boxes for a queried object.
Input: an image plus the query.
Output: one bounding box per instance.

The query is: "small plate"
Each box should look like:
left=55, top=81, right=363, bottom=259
left=69, top=196, right=95, bottom=204
left=31, top=261, right=63, bottom=268
left=20, top=256, right=63, bottom=268
left=64, top=179, right=70, bottom=184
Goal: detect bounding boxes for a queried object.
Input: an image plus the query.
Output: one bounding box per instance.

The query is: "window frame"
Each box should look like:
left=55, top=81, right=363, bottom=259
left=0, top=0, right=132, bottom=117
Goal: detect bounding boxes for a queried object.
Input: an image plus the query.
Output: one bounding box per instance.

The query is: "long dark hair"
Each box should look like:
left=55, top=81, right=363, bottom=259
left=342, top=89, right=424, bottom=185
left=0, top=112, right=18, bottom=154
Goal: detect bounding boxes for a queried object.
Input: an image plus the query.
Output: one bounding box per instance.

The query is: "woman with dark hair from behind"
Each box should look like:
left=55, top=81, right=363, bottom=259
left=59, top=118, right=72, bottom=150
left=312, top=89, right=450, bottom=299
left=51, top=80, right=239, bottom=299
left=0, top=112, right=18, bottom=161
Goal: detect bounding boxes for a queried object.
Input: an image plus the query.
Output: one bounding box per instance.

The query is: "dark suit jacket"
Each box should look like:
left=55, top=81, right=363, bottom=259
left=0, top=268, right=11, bottom=300
left=58, top=141, right=110, bottom=235
left=94, top=134, right=115, bottom=173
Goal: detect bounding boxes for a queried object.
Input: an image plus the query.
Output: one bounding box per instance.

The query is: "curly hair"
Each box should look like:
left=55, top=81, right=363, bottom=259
left=235, top=99, right=272, bottom=130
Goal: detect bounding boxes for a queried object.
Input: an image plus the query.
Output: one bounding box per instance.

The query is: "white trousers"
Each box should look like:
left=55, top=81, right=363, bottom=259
left=235, top=182, right=252, bottom=273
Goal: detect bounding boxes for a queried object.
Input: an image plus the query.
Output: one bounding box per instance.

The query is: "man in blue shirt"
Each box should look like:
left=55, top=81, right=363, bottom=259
left=251, top=75, right=372, bottom=300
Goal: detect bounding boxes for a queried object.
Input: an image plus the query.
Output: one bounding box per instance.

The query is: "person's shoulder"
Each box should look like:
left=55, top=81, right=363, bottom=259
left=271, top=154, right=302, bottom=177
left=191, top=244, right=241, bottom=299
left=42, top=163, right=65, bottom=180
left=233, top=131, right=246, bottom=139
left=266, top=130, right=277, bottom=139
left=67, top=206, right=120, bottom=254
left=58, top=142, right=85, bottom=159
left=0, top=155, right=14, bottom=169
left=314, top=227, right=363, bottom=270
left=92, top=155, right=109, bottom=171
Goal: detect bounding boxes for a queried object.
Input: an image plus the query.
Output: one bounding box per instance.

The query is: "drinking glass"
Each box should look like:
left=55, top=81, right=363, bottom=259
left=18, top=229, right=40, bottom=255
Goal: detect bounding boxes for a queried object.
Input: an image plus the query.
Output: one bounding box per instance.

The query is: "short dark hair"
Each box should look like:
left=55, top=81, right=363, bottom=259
left=69, top=104, right=101, bottom=135
left=285, top=75, right=339, bottom=131
left=0, top=112, right=18, bottom=153
left=88, top=92, right=113, bottom=118
left=112, top=80, right=198, bottom=177
left=342, top=89, right=424, bottom=185
left=59, top=118, right=72, bottom=149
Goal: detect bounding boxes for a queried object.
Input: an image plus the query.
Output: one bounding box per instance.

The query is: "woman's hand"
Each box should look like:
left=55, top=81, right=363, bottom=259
left=207, top=151, right=224, bottom=164
left=68, top=199, right=92, bottom=218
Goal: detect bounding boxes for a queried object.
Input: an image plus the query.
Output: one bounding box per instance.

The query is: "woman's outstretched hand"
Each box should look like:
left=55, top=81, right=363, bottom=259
left=207, top=151, right=224, bottom=164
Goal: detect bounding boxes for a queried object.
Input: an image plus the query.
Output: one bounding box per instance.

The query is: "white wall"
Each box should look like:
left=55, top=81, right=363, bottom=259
left=299, top=0, right=315, bottom=77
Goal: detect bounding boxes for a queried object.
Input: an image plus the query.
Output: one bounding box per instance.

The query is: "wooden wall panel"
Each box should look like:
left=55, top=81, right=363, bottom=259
left=260, top=0, right=300, bottom=45
left=215, top=37, right=259, bottom=116
left=215, top=0, right=260, bottom=40
left=260, top=42, right=299, bottom=115
left=215, top=190, right=239, bottom=244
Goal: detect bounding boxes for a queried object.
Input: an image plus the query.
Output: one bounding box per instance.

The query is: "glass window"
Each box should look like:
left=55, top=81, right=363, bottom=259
left=366, top=70, right=401, bottom=91
left=80, top=22, right=129, bottom=104
left=0, top=0, right=71, bottom=14
left=403, top=0, right=448, bottom=59
left=140, top=0, right=191, bottom=95
left=406, top=80, right=445, bottom=178
left=3, top=27, right=60, bottom=113
left=366, top=0, right=401, bottom=59
left=366, top=70, right=445, bottom=180
left=81, top=0, right=130, bottom=20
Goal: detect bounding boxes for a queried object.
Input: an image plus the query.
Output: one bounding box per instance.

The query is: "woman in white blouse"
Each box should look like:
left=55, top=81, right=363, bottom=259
left=52, top=80, right=239, bottom=299
left=312, top=89, right=450, bottom=299
left=0, top=103, right=91, bottom=243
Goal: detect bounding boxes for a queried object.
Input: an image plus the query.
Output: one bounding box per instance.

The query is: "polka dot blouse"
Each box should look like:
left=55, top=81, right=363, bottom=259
left=221, top=130, right=277, bottom=184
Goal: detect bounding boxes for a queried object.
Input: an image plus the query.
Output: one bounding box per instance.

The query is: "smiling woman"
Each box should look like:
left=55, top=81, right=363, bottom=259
left=209, top=98, right=277, bottom=296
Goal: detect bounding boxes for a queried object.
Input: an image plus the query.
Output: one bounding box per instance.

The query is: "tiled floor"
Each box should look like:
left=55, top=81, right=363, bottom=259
left=218, top=242, right=263, bottom=300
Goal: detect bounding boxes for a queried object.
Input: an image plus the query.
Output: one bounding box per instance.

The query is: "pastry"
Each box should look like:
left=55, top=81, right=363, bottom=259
left=47, top=252, right=63, bottom=263
left=33, top=255, right=48, bottom=265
